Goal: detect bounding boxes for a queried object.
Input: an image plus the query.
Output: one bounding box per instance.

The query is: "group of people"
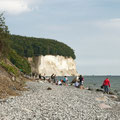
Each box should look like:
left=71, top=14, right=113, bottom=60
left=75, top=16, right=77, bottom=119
left=74, top=75, right=84, bottom=88
left=30, top=73, right=46, bottom=80
left=51, top=74, right=68, bottom=86
left=31, top=72, right=111, bottom=94
left=57, top=76, right=68, bottom=85
left=73, top=76, right=111, bottom=94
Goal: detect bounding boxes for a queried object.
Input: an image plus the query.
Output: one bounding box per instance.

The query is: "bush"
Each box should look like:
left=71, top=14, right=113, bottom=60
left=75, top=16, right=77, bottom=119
left=8, top=49, right=31, bottom=74
left=0, top=61, right=19, bottom=76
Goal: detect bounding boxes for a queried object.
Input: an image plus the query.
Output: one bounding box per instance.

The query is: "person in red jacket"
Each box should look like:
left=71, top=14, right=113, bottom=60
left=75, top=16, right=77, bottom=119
left=102, top=78, right=111, bottom=94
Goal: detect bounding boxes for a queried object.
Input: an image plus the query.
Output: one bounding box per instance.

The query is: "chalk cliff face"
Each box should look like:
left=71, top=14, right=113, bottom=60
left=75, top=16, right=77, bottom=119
left=28, top=55, right=78, bottom=76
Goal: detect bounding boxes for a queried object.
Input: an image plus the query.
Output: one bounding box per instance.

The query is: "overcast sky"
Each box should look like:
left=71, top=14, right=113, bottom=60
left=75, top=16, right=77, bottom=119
left=1, top=0, right=120, bottom=75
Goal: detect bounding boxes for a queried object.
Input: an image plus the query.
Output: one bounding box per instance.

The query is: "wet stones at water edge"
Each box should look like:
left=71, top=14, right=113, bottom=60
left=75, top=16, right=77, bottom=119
left=96, top=89, right=104, bottom=92
left=109, top=91, right=115, bottom=95
left=87, top=87, right=94, bottom=91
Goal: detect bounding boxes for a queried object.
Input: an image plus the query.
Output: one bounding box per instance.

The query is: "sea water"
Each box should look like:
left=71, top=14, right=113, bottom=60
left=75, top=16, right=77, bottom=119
left=56, top=76, right=120, bottom=95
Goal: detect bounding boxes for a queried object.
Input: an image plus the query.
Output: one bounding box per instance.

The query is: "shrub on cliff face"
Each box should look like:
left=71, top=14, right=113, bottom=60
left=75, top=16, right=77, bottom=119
left=8, top=50, right=31, bottom=74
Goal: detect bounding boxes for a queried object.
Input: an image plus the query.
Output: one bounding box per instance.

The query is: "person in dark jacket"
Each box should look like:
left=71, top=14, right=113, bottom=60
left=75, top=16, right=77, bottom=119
left=79, top=75, right=84, bottom=86
left=51, top=74, right=56, bottom=83
left=39, top=74, right=42, bottom=80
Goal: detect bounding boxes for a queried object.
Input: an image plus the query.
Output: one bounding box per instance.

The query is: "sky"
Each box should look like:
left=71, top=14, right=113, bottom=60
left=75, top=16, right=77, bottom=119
left=0, top=0, right=120, bottom=75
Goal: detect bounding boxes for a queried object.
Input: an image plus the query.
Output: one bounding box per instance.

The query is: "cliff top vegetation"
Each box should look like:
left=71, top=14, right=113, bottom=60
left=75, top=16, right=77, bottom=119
left=10, top=35, right=76, bottom=59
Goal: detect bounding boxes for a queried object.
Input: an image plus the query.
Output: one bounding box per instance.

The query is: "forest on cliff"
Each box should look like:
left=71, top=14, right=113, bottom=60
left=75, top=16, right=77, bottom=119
left=10, top=35, right=76, bottom=59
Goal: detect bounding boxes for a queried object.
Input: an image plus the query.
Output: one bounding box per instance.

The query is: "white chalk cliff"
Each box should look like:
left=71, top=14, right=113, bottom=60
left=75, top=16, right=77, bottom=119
left=28, top=55, right=78, bottom=76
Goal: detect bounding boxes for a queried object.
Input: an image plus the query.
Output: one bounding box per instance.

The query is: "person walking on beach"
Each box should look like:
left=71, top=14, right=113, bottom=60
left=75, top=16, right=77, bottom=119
left=51, top=74, right=54, bottom=82
left=63, top=76, right=68, bottom=85
left=53, top=74, right=56, bottom=83
left=102, top=78, right=111, bottom=94
left=51, top=74, right=56, bottom=83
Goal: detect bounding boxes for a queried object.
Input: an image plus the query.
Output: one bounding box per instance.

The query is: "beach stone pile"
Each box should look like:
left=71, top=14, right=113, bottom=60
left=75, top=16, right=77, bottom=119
left=0, top=81, right=120, bottom=120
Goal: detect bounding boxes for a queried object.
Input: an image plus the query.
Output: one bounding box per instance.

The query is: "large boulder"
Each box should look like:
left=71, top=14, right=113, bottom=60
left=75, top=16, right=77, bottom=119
left=71, top=76, right=78, bottom=84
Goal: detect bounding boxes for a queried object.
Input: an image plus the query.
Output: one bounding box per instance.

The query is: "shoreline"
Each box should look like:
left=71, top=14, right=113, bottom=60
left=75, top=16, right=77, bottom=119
left=0, top=80, right=120, bottom=120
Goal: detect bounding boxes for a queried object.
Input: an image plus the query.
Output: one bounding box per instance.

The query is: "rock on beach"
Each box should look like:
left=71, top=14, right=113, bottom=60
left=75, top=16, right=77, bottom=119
left=0, top=80, right=120, bottom=120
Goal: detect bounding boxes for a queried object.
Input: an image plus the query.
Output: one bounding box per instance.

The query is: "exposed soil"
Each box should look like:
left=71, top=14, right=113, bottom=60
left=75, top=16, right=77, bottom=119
left=0, top=66, right=27, bottom=99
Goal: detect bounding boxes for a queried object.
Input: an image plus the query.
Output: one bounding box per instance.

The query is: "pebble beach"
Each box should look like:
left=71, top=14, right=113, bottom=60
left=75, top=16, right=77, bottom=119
left=0, top=80, right=120, bottom=120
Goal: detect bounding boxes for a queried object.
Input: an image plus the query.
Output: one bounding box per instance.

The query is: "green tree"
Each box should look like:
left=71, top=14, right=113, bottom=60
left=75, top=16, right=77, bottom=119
left=0, top=13, right=31, bottom=74
left=0, top=13, right=9, bottom=56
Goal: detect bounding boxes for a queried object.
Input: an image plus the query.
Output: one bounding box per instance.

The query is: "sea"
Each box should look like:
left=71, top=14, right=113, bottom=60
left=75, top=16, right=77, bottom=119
left=56, top=76, right=120, bottom=95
